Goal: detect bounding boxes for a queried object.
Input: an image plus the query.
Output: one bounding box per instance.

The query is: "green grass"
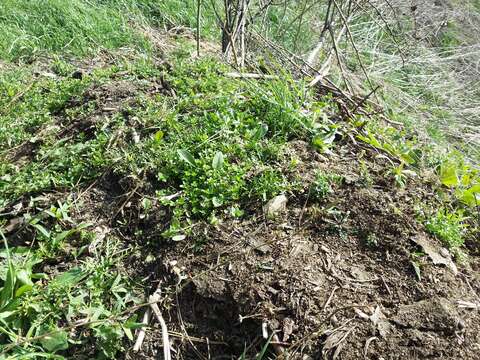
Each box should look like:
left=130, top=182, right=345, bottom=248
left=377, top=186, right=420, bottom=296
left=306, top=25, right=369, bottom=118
left=0, top=0, right=330, bottom=64
left=0, top=0, right=222, bottom=62
left=0, top=0, right=146, bottom=61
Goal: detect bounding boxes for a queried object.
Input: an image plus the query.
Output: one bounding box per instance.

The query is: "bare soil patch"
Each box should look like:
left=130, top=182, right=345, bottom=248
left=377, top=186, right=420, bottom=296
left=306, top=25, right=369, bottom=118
left=114, top=138, right=480, bottom=359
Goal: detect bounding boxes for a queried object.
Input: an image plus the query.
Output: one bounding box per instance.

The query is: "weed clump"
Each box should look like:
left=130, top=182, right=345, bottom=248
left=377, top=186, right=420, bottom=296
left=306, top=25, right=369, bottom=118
left=310, top=170, right=342, bottom=200
left=425, top=209, right=466, bottom=250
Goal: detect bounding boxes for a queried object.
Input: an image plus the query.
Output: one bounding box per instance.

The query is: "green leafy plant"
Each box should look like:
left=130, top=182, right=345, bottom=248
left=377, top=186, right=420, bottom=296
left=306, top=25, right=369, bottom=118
left=250, top=168, right=289, bottom=202
left=0, top=231, right=44, bottom=355
left=425, top=209, right=467, bottom=250
left=310, top=170, right=342, bottom=200
left=388, top=162, right=417, bottom=188
left=439, top=159, right=480, bottom=208
left=356, top=123, right=420, bottom=165
left=311, top=124, right=339, bottom=154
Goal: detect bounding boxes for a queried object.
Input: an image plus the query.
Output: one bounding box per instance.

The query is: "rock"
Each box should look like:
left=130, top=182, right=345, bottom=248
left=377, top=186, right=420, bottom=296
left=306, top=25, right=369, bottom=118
left=249, top=237, right=272, bottom=254
left=264, top=195, right=288, bottom=219
left=439, top=248, right=450, bottom=258
left=193, top=276, right=227, bottom=301
left=4, top=217, right=24, bottom=233
left=392, top=297, right=460, bottom=335
left=350, top=265, right=372, bottom=282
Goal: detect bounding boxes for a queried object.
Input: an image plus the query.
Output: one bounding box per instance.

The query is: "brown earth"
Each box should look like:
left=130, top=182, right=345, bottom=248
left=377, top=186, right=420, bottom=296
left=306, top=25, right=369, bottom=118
left=108, top=136, right=480, bottom=359
left=3, top=43, right=479, bottom=359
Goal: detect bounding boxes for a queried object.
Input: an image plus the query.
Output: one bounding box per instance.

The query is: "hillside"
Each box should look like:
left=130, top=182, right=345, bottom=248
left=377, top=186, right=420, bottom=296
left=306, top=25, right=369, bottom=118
left=0, top=1, right=479, bottom=359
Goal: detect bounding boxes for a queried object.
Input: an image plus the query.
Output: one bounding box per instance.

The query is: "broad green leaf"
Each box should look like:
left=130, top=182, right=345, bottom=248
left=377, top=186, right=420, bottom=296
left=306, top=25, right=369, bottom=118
left=457, top=185, right=480, bottom=207
left=54, top=230, right=74, bottom=243
left=123, top=321, right=144, bottom=330
left=40, top=329, right=69, bottom=352
left=400, top=152, right=415, bottom=165
left=0, top=258, right=15, bottom=308
left=177, top=149, right=196, bottom=166
left=253, top=124, right=268, bottom=140
left=16, top=269, right=33, bottom=286
left=50, top=268, right=85, bottom=288
left=212, top=151, right=224, bottom=170
left=358, top=133, right=381, bottom=148
left=31, top=272, right=48, bottom=280
left=32, top=224, right=50, bottom=238
left=15, top=284, right=33, bottom=298
left=0, top=311, right=15, bottom=319
left=76, top=223, right=91, bottom=231
left=468, top=184, right=480, bottom=194
left=440, top=163, right=459, bottom=187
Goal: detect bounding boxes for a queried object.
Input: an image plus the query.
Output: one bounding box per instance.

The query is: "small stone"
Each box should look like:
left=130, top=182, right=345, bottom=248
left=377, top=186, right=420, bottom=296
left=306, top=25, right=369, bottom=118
left=264, top=194, right=288, bottom=219
left=249, top=237, right=272, bottom=254
left=440, top=248, right=450, bottom=258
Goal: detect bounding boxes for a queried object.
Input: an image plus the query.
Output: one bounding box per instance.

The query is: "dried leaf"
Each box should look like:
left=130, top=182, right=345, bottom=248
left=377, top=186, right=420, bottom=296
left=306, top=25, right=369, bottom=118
left=412, top=235, right=458, bottom=274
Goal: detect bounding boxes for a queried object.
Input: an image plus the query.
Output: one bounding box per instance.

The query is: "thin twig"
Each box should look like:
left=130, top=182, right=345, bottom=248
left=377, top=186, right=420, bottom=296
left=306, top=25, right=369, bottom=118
left=133, top=308, right=151, bottom=352
left=149, top=290, right=172, bottom=360
left=225, top=72, right=278, bottom=79
left=196, top=0, right=202, bottom=57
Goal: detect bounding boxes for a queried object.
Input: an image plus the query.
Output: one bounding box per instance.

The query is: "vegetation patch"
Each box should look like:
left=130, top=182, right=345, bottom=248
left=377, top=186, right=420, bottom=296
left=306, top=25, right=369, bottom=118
left=0, top=0, right=479, bottom=359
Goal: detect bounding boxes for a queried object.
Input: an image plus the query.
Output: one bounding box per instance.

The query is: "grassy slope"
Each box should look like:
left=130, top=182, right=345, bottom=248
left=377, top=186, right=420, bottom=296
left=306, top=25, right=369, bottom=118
left=0, top=0, right=479, bottom=358
left=0, top=0, right=221, bottom=62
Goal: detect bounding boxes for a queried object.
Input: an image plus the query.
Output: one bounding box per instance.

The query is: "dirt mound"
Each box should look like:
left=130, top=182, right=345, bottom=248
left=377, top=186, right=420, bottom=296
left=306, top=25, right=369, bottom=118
left=2, top=42, right=478, bottom=359
left=123, top=139, right=480, bottom=359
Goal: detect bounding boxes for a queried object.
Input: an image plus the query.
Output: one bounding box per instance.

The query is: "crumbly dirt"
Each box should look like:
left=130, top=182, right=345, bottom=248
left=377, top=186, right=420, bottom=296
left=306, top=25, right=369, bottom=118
left=3, top=36, right=479, bottom=359
left=32, top=88, right=475, bottom=359
left=109, top=137, right=480, bottom=359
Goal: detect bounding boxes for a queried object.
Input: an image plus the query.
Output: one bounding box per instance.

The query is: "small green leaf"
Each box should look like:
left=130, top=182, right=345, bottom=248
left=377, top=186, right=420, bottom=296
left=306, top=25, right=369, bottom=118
left=154, top=130, right=164, bottom=142
left=177, top=149, right=196, bottom=166
left=40, top=329, right=69, bottom=352
left=212, top=151, right=224, bottom=170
